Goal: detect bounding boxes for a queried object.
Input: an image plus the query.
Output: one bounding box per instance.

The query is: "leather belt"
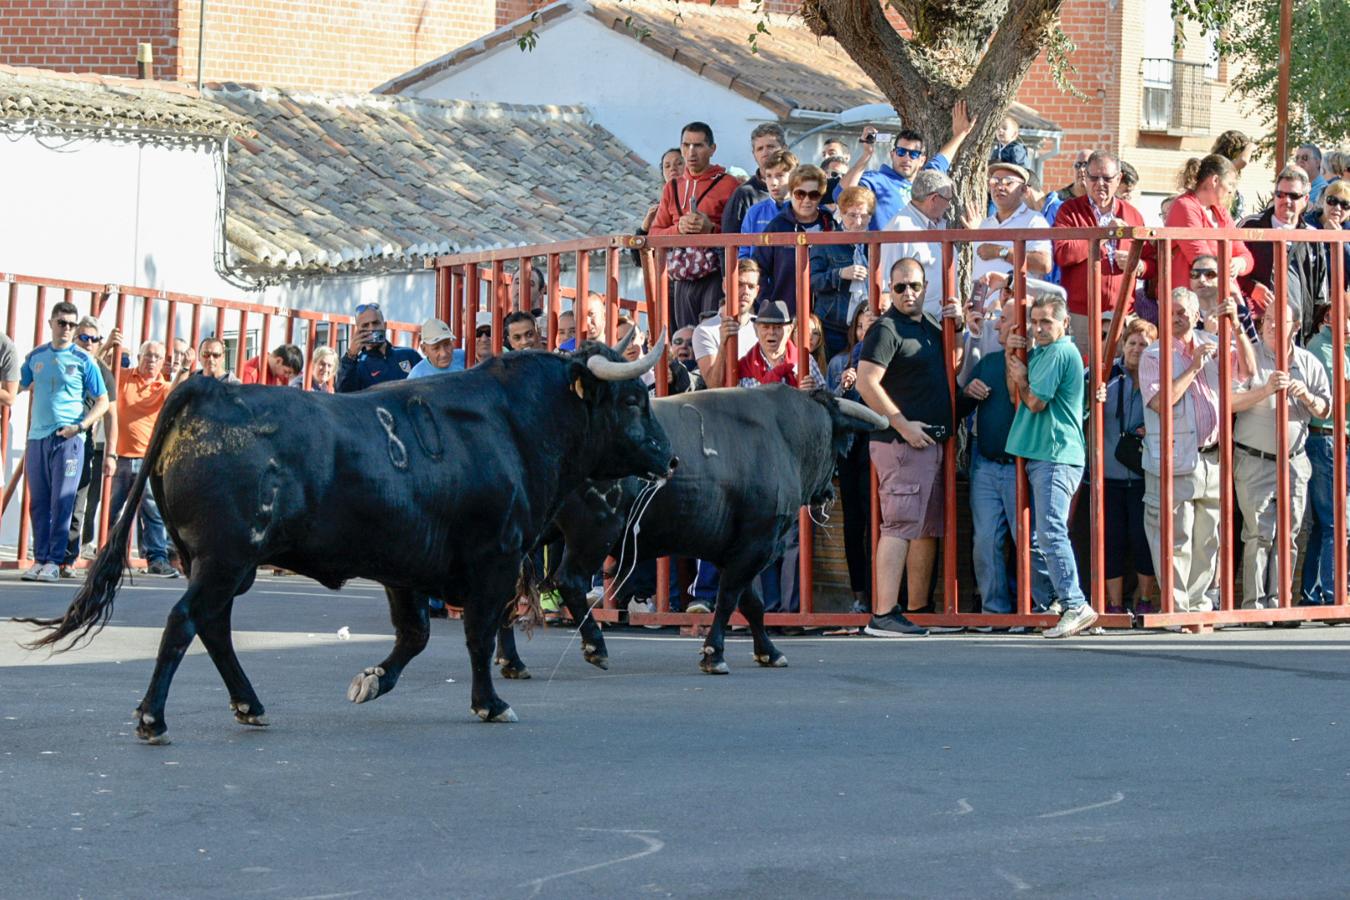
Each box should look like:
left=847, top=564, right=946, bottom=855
left=1235, top=441, right=1304, bottom=462
left=1309, top=425, right=1340, bottom=436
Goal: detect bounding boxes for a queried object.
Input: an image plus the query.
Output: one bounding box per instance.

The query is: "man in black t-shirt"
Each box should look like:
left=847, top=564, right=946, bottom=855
left=856, top=258, right=967, bottom=636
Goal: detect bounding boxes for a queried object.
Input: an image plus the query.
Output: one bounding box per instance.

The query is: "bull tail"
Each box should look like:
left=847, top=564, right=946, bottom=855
left=508, top=553, right=544, bottom=637
left=17, top=378, right=208, bottom=651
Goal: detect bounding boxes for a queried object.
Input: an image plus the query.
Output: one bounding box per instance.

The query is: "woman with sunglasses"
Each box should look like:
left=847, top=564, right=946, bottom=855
left=810, top=185, right=876, bottom=359
left=749, top=164, right=835, bottom=318
left=1305, top=179, right=1350, bottom=297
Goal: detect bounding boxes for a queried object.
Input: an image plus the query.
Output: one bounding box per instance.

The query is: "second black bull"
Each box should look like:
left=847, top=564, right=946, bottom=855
left=495, top=384, right=888, bottom=676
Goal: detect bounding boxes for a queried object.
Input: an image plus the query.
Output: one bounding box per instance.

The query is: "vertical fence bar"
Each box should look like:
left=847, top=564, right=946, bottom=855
left=304, top=319, right=318, bottom=390
left=259, top=310, right=273, bottom=382
left=1012, top=243, right=1031, bottom=617
left=574, top=251, right=589, bottom=346
left=723, top=246, right=740, bottom=387
left=2, top=283, right=16, bottom=505
left=653, top=247, right=670, bottom=614
left=451, top=268, right=465, bottom=348
left=795, top=240, right=814, bottom=615
left=940, top=239, right=958, bottom=615
left=284, top=312, right=295, bottom=346
left=465, top=263, right=480, bottom=368
left=97, top=292, right=128, bottom=550
left=547, top=255, right=562, bottom=352
left=17, top=285, right=47, bottom=565
left=868, top=240, right=883, bottom=614
left=1086, top=238, right=1104, bottom=613
left=139, top=295, right=153, bottom=348
left=234, top=308, right=249, bottom=376
left=491, top=259, right=505, bottom=356
left=1217, top=239, right=1235, bottom=611
left=1157, top=238, right=1175, bottom=613
left=605, top=247, right=620, bottom=345
left=1273, top=241, right=1291, bottom=608
left=1332, top=242, right=1347, bottom=609
left=189, top=301, right=202, bottom=351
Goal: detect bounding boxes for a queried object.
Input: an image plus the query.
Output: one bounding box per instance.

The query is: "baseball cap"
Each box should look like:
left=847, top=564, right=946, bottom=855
left=475, top=311, right=494, bottom=331
left=420, top=318, right=454, bottom=345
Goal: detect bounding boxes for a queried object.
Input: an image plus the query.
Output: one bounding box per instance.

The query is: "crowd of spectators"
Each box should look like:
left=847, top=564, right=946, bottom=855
left=10, top=116, right=1350, bottom=640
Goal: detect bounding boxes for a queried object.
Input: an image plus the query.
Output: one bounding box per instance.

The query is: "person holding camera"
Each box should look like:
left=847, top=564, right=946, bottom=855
left=336, top=301, right=422, bottom=393
left=1004, top=294, right=1092, bottom=638
left=855, top=258, right=968, bottom=637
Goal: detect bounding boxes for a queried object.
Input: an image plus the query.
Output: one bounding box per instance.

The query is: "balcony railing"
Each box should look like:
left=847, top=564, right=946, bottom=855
left=1140, top=58, right=1213, bottom=134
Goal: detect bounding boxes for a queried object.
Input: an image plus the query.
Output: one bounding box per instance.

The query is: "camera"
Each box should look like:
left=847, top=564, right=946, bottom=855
left=872, top=132, right=894, bottom=145
left=364, top=327, right=386, bottom=346
left=922, top=423, right=949, bottom=442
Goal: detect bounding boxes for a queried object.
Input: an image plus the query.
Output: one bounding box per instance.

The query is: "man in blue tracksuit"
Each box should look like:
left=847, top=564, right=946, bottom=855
left=19, top=300, right=109, bottom=582
left=336, top=302, right=422, bottom=392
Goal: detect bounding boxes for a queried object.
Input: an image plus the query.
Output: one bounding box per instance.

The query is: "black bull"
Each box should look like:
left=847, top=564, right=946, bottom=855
left=21, top=343, right=674, bottom=742
left=494, top=385, right=888, bottom=677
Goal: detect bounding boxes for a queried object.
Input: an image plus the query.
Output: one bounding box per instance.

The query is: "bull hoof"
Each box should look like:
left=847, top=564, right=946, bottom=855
left=230, top=701, right=270, bottom=727
left=500, top=662, right=532, bottom=680
left=472, top=704, right=518, bottom=723
left=347, top=666, right=385, bottom=704
left=754, top=652, right=788, bottom=668
left=582, top=644, right=609, bottom=670
left=700, top=658, right=730, bottom=675
left=133, top=708, right=169, bottom=744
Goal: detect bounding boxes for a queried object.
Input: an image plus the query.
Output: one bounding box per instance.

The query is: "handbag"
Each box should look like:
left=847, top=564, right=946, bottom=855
left=666, top=173, right=726, bottom=282
left=1112, top=377, right=1145, bottom=476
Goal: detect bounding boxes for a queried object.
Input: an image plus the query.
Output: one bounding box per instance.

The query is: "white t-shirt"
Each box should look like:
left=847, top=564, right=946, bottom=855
left=692, top=316, right=757, bottom=363
left=880, top=203, right=945, bottom=317
left=971, top=203, right=1052, bottom=283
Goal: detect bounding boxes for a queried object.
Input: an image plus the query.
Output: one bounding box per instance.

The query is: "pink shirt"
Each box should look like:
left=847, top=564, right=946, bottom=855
left=1138, top=333, right=1231, bottom=448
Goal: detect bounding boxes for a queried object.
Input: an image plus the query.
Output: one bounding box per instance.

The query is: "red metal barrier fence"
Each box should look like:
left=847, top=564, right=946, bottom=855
left=436, top=224, right=1349, bottom=633
left=0, top=272, right=418, bottom=568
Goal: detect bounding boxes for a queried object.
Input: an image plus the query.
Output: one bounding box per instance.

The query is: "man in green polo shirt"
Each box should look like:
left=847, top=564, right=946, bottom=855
left=1006, top=294, right=1093, bottom=638
left=1299, top=307, right=1348, bottom=605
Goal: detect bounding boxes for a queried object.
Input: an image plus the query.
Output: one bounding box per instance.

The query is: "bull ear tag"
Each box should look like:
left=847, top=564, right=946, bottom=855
left=572, top=378, right=585, bottom=400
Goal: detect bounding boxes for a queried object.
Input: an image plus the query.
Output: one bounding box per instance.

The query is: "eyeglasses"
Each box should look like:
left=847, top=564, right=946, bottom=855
left=76, top=334, right=103, bottom=344
left=988, top=176, right=1025, bottom=188
left=1190, top=268, right=1220, bottom=281
left=200, top=351, right=224, bottom=359
left=53, top=319, right=78, bottom=329
left=892, top=147, right=923, bottom=160
left=1085, top=173, right=1119, bottom=184
left=891, top=281, right=925, bottom=295
left=475, top=328, right=492, bottom=337
left=792, top=189, right=823, bottom=201
left=1326, top=196, right=1350, bottom=210
left=1274, top=190, right=1307, bottom=201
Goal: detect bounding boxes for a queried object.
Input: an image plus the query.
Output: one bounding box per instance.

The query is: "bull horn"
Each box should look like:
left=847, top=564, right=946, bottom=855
left=611, top=327, right=636, bottom=355
left=586, top=330, right=667, bottom=381
left=835, top=398, right=889, bottom=430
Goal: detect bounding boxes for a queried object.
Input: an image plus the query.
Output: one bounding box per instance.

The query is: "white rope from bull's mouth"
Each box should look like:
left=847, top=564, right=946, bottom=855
left=542, top=475, right=667, bottom=693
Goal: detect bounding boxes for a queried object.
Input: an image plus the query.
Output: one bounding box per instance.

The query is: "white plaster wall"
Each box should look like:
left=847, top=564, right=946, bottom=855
left=404, top=12, right=776, bottom=173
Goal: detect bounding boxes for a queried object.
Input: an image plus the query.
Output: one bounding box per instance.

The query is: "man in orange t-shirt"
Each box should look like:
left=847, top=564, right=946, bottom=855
left=107, top=341, right=182, bottom=577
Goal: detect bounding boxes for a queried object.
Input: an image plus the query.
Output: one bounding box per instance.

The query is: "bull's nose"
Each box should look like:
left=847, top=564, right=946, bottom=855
left=667, top=456, right=679, bottom=472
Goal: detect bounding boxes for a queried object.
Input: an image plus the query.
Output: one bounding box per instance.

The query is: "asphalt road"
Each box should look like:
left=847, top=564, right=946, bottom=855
left=3, top=571, right=1350, bottom=899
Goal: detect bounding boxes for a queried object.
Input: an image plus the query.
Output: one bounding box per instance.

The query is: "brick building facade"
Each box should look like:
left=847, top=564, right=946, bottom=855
left=0, top=0, right=496, bottom=93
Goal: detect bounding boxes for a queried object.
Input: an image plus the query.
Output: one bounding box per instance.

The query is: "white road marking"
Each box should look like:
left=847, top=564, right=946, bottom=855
left=953, top=798, right=974, bottom=815
left=1037, top=792, right=1125, bottom=819
left=995, top=868, right=1032, bottom=891
left=520, top=829, right=664, bottom=897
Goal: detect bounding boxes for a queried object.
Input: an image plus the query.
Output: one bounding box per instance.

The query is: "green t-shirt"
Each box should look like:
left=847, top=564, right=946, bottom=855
left=1005, top=336, right=1086, bottom=466
left=1306, top=324, right=1350, bottom=432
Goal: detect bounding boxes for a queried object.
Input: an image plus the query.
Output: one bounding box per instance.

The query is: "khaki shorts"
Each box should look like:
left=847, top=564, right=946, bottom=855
left=870, top=438, right=945, bottom=540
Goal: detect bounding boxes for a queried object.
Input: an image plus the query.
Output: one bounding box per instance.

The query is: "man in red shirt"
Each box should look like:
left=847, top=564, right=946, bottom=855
left=649, top=121, right=740, bottom=331
left=1053, top=149, right=1155, bottom=362
left=241, top=344, right=303, bottom=386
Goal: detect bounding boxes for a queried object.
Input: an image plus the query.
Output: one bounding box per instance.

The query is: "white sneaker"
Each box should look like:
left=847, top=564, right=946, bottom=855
left=36, top=563, right=61, bottom=583
left=627, top=597, right=662, bottom=629
left=1044, top=605, right=1099, bottom=639
left=21, top=563, right=44, bottom=581
left=686, top=601, right=712, bottom=614
left=80, top=542, right=98, bottom=560
left=586, top=585, right=605, bottom=604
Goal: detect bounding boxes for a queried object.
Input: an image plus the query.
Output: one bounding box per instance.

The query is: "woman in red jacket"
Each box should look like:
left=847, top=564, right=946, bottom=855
left=1163, top=154, right=1253, bottom=294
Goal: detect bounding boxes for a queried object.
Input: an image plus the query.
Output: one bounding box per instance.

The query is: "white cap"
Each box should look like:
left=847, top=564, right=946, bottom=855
left=420, top=318, right=454, bottom=345
left=475, top=311, right=494, bottom=331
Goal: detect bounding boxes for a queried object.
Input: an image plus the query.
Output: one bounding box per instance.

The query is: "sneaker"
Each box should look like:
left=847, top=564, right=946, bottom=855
left=36, top=563, right=61, bottom=583
left=686, top=601, right=712, bottom=614
left=586, top=585, right=605, bottom=604
left=1044, top=605, right=1099, bottom=639
left=540, top=590, right=562, bottom=613
left=863, top=609, right=928, bottom=637
left=21, top=563, right=44, bottom=581
left=80, top=542, right=98, bottom=560
left=145, top=561, right=180, bottom=578
left=59, top=565, right=78, bottom=579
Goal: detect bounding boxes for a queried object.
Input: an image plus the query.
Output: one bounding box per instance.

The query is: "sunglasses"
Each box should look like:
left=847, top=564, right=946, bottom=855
left=475, top=328, right=492, bottom=337
left=1324, top=196, right=1350, bottom=210
left=892, top=147, right=923, bottom=160
left=1274, top=190, right=1307, bottom=201
left=53, top=319, right=79, bottom=329
left=793, top=189, right=823, bottom=201
left=355, top=302, right=381, bottom=315
left=1190, top=268, right=1220, bottom=280
left=988, top=176, right=1025, bottom=188
left=891, top=281, right=925, bottom=295
left=1085, top=173, right=1118, bottom=184
left=200, top=351, right=224, bottom=358
left=76, top=334, right=103, bottom=344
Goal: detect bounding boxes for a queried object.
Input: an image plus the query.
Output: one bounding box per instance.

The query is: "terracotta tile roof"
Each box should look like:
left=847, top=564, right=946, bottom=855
left=209, top=86, right=661, bottom=276
left=380, top=1, right=1059, bottom=133
left=0, top=65, right=250, bottom=139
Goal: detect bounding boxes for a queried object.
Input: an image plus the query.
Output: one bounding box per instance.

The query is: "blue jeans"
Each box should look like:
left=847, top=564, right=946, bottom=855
left=1025, top=460, right=1086, bottom=611
left=25, top=432, right=86, bottom=564
left=109, top=457, right=169, bottom=565
left=1301, top=434, right=1348, bottom=605
left=970, top=454, right=1055, bottom=613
